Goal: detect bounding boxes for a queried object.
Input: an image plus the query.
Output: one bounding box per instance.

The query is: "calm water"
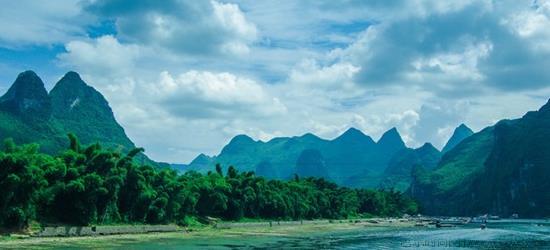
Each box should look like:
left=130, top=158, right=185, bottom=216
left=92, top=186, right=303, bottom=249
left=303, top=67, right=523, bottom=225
left=20, top=220, right=550, bottom=249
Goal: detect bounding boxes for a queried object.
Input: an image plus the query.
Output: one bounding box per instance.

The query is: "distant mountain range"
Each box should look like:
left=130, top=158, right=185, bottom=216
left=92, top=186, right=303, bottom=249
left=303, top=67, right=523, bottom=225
left=0, top=71, right=473, bottom=190
left=185, top=99, right=550, bottom=217
left=0, top=70, right=164, bottom=167
left=185, top=124, right=472, bottom=189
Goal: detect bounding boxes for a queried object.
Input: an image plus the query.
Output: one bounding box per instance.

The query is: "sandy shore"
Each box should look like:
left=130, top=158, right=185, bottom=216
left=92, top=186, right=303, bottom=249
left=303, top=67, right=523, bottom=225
left=0, top=218, right=415, bottom=248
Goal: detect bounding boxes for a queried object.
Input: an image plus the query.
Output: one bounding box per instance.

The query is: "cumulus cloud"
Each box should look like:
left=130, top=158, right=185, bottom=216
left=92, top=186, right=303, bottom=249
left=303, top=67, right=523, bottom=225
left=322, top=0, right=550, bottom=92
left=149, top=71, right=286, bottom=119
left=3, top=0, right=550, bottom=162
left=410, top=40, right=493, bottom=82
left=413, top=102, right=470, bottom=148
left=58, top=35, right=140, bottom=77
left=83, top=0, right=257, bottom=56
left=56, top=34, right=291, bottom=161
left=502, top=0, right=550, bottom=52
left=0, top=0, right=88, bottom=47
left=289, top=60, right=360, bottom=90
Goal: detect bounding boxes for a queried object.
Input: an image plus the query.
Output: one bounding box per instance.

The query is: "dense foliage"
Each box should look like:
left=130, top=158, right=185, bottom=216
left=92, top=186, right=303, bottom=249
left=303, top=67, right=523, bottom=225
left=0, top=135, right=418, bottom=230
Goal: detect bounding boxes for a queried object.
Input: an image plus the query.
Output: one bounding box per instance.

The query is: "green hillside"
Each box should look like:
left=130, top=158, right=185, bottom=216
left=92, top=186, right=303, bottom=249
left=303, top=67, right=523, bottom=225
left=0, top=71, right=163, bottom=167
left=379, top=143, right=441, bottom=192
left=410, top=100, right=550, bottom=217
left=186, top=127, right=407, bottom=188
left=49, top=71, right=136, bottom=152
left=441, top=124, right=474, bottom=153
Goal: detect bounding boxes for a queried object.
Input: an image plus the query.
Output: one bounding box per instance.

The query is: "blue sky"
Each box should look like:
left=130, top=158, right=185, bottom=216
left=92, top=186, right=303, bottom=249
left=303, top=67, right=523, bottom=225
left=1, top=0, right=550, bottom=163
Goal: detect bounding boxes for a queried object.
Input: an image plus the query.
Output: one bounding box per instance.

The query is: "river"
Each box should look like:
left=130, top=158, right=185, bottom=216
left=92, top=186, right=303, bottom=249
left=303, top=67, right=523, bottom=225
left=11, top=219, right=550, bottom=249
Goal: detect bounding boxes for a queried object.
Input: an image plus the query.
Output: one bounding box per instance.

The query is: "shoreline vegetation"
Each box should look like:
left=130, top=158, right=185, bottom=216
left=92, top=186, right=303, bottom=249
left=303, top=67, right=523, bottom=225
left=0, top=135, right=417, bottom=238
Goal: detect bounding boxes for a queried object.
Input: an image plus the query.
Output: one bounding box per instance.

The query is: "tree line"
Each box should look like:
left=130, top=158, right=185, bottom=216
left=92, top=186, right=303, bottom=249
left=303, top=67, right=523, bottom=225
left=0, top=134, right=418, bottom=229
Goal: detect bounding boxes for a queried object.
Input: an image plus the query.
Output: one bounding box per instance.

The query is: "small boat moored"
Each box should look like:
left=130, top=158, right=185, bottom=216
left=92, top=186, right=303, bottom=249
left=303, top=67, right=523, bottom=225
left=435, top=221, right=455, bottom=228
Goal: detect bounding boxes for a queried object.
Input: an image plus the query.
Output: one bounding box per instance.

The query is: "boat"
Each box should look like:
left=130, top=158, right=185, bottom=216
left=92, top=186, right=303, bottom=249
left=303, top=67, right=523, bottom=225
left=437, top=217, right=470, bottom=225
left=435, top=221, right=455, bottom=228
left=472, top=215, right=488, bottom=223
left=436, top=223, right=455, bottom=228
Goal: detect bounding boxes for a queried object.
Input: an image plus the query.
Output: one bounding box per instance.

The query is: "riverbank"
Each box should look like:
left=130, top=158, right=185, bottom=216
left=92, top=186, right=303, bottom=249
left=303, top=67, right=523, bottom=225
left=0, top=218, right=415, bottom=249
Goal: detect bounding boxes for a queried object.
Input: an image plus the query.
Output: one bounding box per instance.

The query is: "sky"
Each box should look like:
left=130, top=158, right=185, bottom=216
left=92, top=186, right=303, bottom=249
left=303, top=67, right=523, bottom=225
left=1, top=0, right=550, bottom=163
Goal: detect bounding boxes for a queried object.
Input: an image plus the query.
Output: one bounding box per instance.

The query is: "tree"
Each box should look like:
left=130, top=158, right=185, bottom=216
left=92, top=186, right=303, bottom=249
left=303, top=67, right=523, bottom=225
left=0, top=135, right=418, bottom=229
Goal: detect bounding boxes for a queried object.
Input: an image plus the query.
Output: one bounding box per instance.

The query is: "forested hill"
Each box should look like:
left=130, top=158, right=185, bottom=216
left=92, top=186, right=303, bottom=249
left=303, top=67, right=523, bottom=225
left=0, top=70, right=164, bottom=167
left=185, top=125, right=473, bottom=190
left=376, top=124, right=473, bottom=192
left=186, top=127, right=409, bottom=188
left=410, top=99, right=550, bottom=217
left=0, top=136, right=417, bottom=230
left=378, top=143, right=441, bottom=192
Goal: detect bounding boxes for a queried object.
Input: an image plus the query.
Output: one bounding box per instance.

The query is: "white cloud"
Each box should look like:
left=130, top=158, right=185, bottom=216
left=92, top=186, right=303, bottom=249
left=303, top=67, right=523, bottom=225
left=413, top=101, right=470, bottom=149
left=56, top=34, right=289, bottom=161
left=7, top=0, right=549, bottom=163
left=289, top=60, right=360, bottom=90
left=212, top=0, right=258, bottom=55
left=212, top=1, right=258, bottom=41
left=409, top=40, right=493, bottom=83
left=502, top=2, right=550, bottom=52
left=385, top=110, right=420, bottom=144
left=150, top=70, right=286, bottom=119
left=85, top=0, right=258, bottom=57
left=406, top=0, right=483, bottom=18
left=58, top=36, right=140, bottom=77
left=0, top=0, right=87, bottom=47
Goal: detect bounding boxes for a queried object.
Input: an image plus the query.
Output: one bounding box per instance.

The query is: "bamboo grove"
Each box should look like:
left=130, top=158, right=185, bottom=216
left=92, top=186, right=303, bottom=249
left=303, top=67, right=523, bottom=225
left=0, top=134, right=418, bottom=229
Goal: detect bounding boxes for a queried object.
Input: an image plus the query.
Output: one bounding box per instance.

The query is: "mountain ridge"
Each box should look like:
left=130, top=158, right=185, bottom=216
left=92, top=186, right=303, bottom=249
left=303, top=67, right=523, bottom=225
left=410, top=99, right=550, bottom=217
left=187, top=126, right=408, bottom=188
left=379, top=142, right=441, bottom=192
left=0, top=70, right=164, bottom=167
left=441, top=123, right=474, bottom=153
left=0, top=71, right=52, bottom=120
